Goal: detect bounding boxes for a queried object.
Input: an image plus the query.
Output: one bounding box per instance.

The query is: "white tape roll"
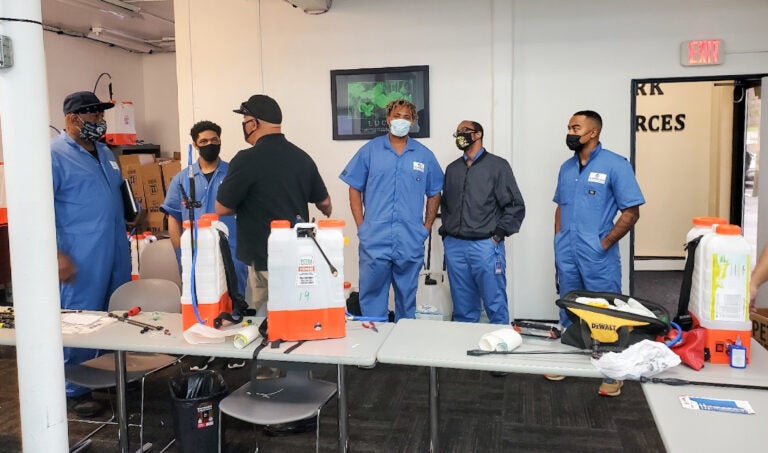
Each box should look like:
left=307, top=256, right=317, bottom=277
left=478, top=328, right=522, bottom=352
left=233, top=325, right=261, bottom=349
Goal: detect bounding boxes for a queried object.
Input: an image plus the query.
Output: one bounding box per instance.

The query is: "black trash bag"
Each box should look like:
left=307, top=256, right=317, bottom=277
left=169, top=370, right=228, bottom=453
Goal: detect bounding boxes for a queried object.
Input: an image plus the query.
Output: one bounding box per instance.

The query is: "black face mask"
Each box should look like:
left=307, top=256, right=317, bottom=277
left=566, top=134, right=585, bottom=152
left=242, top=119, right=257, bottom=142
left=78, top=118, right=107, bottom=142
left=198, top=143, right=221, bottom=162
left=455, top=132, right=475, bottom=151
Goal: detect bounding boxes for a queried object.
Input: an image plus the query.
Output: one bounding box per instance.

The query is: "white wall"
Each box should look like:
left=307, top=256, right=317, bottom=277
left=176, top=0, right=768, bottom=319
left=175, top=0, right=509, bottom=297
left=40, top=32, right=178, bottom=155
left=512, top=0, right=768, bottom=318
left=142, top=52, right=180, bottom=157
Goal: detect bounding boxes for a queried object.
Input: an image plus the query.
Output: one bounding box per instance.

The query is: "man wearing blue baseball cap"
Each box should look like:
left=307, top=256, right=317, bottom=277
left=53, top=91, right=131, bottom=417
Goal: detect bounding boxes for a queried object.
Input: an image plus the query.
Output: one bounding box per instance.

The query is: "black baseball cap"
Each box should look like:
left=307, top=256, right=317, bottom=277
left=233, top=94, right=282, bottom=124
left=63, top=91, right=114, bottom=114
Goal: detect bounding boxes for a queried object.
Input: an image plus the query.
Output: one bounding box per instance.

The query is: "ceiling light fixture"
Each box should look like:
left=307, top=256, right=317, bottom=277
left=100, top=0, right=141, bottom=14
left=88, top=27, right=156, bottom=53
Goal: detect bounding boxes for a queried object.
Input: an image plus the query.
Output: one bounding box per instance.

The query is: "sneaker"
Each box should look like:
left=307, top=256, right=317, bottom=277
left=544, top=374, right=566, bottom=381
left=189, top=356, right=215, bottom=371
left=227, top=358, right=247, bottom=369
left=67, top=394, right=103, bottom=418
left=598, top=379, right=624, bottom=397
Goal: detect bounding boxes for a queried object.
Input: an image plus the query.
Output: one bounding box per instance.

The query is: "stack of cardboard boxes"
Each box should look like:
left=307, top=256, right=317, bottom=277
left=118, top=154, right=181, bottom=234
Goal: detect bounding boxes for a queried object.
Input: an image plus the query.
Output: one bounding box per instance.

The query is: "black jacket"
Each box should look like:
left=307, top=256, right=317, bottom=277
left=439, top=150, right=525, bottom=240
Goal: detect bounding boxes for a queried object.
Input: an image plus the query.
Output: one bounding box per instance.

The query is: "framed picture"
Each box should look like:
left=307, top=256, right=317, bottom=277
left=331, top=65, right=430, bottom=140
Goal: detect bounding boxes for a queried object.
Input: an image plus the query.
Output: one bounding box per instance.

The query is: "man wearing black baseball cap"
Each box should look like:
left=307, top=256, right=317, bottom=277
left=217, top=94, right=332, bottom=313
left=52, top=91, right=131, bottom=417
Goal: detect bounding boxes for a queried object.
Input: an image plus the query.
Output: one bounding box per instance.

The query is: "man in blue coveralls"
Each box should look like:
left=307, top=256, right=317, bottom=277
left=340, top=99, right=443, bottom=321
left=440, top=120, right=525, bottom=324
left=161, top=120, right=249, bottom=370
left=53, top=91, right=131, bottom=416
left=551, top=110, right=645, bottom=396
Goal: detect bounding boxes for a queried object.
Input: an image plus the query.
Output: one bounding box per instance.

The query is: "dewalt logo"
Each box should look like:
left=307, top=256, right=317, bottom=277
left=591, top=322, right=616, bottom=331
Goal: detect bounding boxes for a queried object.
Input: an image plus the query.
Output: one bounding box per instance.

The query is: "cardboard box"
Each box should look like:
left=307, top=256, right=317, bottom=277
left=146, top=212, right=166, bottom=234
left=138, top=163, right=165, bottom=211
left=118, top=153, right=155, bottom=169
left=751, top=308, right=768, bottom=352
left=159, top=159, right=182, bottom=194
left=118, top=154, right=155, bottom=204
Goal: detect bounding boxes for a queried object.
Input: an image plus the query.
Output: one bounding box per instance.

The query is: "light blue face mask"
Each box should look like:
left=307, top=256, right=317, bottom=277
left=389, top=119, right=411, bottom=137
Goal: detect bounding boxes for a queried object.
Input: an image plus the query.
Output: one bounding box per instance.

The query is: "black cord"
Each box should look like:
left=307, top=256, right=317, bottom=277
left=93, top=72, right=112, bottom=100
left=639, top=376, right=768, bottom=391
left=467, top=349, right=592, bottom=356
left=0, top=17, right=43, bottom=26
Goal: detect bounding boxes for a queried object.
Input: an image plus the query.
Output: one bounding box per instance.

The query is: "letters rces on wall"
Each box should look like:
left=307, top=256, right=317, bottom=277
left=635, top=83, right=686, bottom=133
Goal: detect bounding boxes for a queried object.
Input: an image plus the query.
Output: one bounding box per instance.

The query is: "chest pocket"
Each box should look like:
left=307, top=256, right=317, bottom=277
left=406, top=160, right=427, bottom=193
left=577, top=180, right=607, bottom=212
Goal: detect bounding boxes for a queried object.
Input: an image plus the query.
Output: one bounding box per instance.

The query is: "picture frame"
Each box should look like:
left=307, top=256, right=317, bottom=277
left=331, top=65, right=430, bottom=140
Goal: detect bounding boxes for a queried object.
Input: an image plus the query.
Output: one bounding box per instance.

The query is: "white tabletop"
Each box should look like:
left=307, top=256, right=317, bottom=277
left=642, top=340, right=768, bottom=451
left=376, top=318, right=602, bottom=377
left=0, top=312, right=393, bottom=367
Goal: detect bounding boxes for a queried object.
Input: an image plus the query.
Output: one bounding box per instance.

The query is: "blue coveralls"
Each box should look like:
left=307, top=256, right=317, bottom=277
left=340, top=135, right=443, bottom=321
left=553, top=143, right=645, bottom=327
left=52, top=132, right=131, bottom=397
left=161, top=160, right=248, bottom=294
left=445, top=236, right=508, bottom=323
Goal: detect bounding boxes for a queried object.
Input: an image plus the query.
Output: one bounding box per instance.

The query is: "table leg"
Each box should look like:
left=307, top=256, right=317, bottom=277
left=337, top=364, right=348, bottom=453
left=429, top=366, right=439, bottom=453
left=115, top=351, right=129, bottom=453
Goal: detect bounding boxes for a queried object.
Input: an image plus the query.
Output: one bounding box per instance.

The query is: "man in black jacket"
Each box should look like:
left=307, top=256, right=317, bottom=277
left=440, top=120, right=525, bottom=324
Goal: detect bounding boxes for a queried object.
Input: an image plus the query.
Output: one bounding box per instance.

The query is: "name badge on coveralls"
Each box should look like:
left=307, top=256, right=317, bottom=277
left=588, top=172, right=607, bottom=184
left=413, top=162, right=425, bottom=172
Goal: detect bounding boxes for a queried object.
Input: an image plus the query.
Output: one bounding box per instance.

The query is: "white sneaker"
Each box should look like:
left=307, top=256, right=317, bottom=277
left=190, top=356, right=215, bottom=371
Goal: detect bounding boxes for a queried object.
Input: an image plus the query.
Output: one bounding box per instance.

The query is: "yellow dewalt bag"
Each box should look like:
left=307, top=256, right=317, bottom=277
left=556, top=291, right=670, bottom=356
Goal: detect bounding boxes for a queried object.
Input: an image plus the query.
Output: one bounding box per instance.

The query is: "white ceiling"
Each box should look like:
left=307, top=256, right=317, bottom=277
left=41, top=0, right=175, bottom=53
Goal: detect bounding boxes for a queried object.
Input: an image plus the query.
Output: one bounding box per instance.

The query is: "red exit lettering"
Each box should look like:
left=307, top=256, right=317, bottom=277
left=687, top=40, right=721, bottom=65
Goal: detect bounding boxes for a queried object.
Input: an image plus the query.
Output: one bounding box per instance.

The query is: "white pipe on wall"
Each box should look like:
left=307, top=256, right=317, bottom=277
left=0, top=0, right=69, bottom=450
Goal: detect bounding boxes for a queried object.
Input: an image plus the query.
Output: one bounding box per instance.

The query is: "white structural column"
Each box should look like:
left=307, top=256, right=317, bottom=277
left=492, top=0, right=515, bottom=319
left=0, top=1, right=69, bottom=451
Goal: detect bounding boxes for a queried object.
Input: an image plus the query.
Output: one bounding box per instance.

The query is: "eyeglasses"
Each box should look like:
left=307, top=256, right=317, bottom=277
left=452, top=128, right=476, bottom=137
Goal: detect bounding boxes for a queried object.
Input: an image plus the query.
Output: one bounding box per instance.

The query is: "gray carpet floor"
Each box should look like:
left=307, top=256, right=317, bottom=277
left=0, top=271, right=680, bottom=452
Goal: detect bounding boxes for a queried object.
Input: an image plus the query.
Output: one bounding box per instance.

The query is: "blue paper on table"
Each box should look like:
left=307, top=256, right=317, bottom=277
left=679, top=395, right=755, bottom=415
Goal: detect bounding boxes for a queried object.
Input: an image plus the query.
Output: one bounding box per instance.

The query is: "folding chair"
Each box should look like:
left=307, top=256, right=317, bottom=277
left=218, top=361, right=337, bottom=453
left=138, top=239, right=182, bottom=290
left=66, top=278, right=182, bottom=452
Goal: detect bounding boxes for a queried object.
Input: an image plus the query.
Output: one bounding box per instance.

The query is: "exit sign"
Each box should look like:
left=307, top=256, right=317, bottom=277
left=680, top=39, right=724, bottom=66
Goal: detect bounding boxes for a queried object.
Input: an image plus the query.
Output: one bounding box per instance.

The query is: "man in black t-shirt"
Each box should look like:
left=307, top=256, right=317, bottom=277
left=216, top=94, right=332, bottom=312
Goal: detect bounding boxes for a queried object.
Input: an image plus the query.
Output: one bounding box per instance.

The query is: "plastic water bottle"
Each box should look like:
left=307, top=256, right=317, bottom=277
left=129, top=233, right=140, bottom=280
left=180, top=218, right=231, bottom=329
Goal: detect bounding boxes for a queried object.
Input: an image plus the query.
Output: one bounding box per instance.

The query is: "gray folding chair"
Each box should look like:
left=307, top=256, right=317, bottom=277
left=138, top=239, right=182, bottom=290
left=218, top=361, right=337, bottom=453
left=66, top=278, right=182, bottom=452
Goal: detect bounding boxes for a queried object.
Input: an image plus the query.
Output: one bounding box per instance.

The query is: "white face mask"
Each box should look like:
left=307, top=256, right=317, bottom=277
left=389, top=119, right=411, bottom=137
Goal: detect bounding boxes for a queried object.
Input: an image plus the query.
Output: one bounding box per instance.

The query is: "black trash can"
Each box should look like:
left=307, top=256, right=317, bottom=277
left=169, top=370, right=228, bottom=453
